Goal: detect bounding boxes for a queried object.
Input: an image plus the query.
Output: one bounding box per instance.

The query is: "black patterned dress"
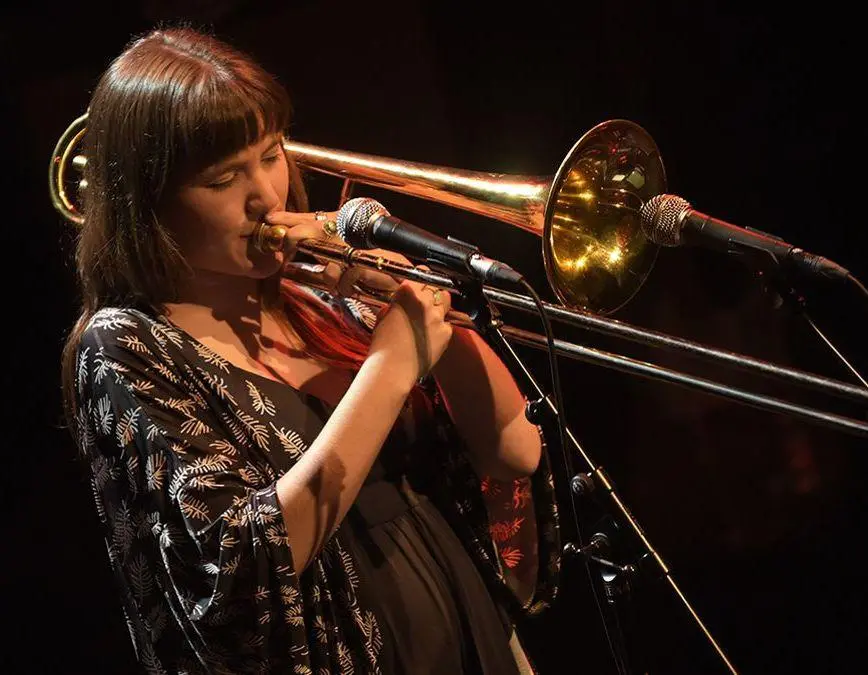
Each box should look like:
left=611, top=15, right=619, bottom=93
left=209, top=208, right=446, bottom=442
left=72, top=293, right=560, bottom=674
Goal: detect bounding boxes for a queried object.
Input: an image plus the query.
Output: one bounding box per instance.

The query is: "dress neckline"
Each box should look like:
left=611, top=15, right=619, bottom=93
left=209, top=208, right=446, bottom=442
left=150, top=308, right=343, bottom=415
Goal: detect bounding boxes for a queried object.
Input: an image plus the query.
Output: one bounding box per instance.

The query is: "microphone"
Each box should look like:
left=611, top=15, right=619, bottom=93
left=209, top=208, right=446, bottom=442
left=335, top=197, right=524, bottom=286
left=640, top=194, right=850, bottom=281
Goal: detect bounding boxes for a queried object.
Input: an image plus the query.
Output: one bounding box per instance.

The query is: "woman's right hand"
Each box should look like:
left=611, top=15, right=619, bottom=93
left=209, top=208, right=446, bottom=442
left=368, top=280, right=453, bottom=389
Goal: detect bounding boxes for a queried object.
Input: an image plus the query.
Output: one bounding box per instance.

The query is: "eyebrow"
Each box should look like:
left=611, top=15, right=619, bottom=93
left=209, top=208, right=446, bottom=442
left=208, top=139, right=282, bottom=173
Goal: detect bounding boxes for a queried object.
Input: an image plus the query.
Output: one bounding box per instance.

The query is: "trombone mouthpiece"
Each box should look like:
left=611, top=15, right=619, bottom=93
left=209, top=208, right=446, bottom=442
left=252, top=222, right=288, bottom=253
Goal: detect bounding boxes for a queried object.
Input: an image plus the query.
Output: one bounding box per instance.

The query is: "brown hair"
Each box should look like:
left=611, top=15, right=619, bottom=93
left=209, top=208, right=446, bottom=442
left=60, top=25, right=369, bottom=441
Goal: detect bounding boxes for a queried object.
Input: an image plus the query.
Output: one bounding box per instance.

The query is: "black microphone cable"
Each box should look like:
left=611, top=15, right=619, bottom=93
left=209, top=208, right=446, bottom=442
left=517, top=277, right=629, bottom=675
left=849, top=272, right=868, bottom=303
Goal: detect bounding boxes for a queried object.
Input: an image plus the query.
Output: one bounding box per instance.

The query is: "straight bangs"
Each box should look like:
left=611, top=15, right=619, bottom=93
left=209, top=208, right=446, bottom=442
left=168, top=64, right=292, bottom=184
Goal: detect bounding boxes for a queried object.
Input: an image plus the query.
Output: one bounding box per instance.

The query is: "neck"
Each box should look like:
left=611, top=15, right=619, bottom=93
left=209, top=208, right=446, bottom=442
left=167, top=270, right=269, bottom=332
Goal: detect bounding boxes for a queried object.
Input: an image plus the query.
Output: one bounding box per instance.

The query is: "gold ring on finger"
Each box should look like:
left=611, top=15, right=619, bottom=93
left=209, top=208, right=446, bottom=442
left=323, top=219, right=338, bottom=238
left=431, top=289, right=443, bottom=306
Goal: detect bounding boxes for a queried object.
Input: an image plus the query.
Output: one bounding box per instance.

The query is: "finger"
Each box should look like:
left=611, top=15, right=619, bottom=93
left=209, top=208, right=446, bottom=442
left=352, top=267, right=402, bottom=292
left=264, top=210, right=337, bottom=227
left=436, top=288, right=452, bottom=314
left=336, top=265, right=363, bottom=298
left=282, top=260, right=343, bottom=291
left=264, top=210, right=338, bottom=247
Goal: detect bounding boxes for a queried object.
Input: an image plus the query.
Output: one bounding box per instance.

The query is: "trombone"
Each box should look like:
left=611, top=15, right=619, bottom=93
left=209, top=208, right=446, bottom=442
left=50, top=112, right=868, bottom=437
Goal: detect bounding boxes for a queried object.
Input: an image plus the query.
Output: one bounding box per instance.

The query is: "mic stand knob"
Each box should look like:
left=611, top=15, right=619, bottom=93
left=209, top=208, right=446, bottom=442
left=564, top=537, right=649, bottom=675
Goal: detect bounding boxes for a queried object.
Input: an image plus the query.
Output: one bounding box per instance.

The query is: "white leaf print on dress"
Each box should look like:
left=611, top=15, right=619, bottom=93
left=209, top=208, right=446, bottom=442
left=155, top=397, right=198, bottom=416
left=91, top=478, right=106, bottom=521
left=270, top=424, right=308, bottom=460
left=130, top=379, right=155, bottom=395
left=76, top=346, right=90, bottom=396
left=93, top=353, right=111, bottom=384
left=313, top=616, right=329, bottom=646
left=179, top=495, right=211, bottom=523
left=192, top=484, right=228, bottom=509
left=77, top=406, right=97, bottom=453
left=117, top=334, right=151, bottom=355
left=219, top=532, right=239, bottom=551
left=112, top=500, right=136, bottom=559
left=126, top=454, right=140, bottom=497
left=151, top=322, right=184, bottom=350
left=150, top=360, right=182, bottom=386
left=336, top=642, right=354, bottom=674
left=192, top=342, right=231, bottom=373
left=237, top=463, right=265, bottom=486
left=360, top=610, right=383, bottom=658
left=128, top=552, right=154, bottom=603
left=145, top=453, right=166, bottom=491
left=137, top=639, right=165, bottom=674
left=280, top=584, right=300, bottom=606
left=146, top=604, right=168, bottom=642
left=169, top=454, right=233, bottom=500
left=209, top=438, right=238, bottom=457
left=94, top=395, right=114, bottom=435
left=92, top=454, right=120, bottom=491
left=231, top=409, right=270, bottom=450
left=266, top=526, right=289, bottom=547
left=221, top=553, right=241, bottom=575
left=284, top=604, right=305, bottom=628
left=253, top=502, right=282, bottom=525
left=198, top=369, right=237, bottom=405
left=246, top=381, right=276, bottom=416
left=179, top=414, right=211, bottom=437
left=91, top=310, right=138, bottom=331
left=201, top=561, right=220, bottom=576
left=116, top=407, right=141, bottom=447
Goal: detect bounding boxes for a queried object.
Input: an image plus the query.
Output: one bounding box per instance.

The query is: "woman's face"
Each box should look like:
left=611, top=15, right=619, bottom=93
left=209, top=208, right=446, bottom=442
left=160, top=132, right=290, bottom=280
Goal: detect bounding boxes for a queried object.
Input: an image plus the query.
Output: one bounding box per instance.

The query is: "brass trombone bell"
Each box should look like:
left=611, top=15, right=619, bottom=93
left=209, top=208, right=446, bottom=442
left=282, top=120, right=667, bottom=315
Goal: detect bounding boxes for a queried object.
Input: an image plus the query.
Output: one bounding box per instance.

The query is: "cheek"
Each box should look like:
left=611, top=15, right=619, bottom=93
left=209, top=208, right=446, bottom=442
left=163, top=200, right=241, bottom=265
left=275, top=159, right=291, bottom=205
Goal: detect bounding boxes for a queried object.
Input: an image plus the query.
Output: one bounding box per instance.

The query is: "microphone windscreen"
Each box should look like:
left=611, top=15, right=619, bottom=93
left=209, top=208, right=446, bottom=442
left=336, top=197, right=390, bottom=248
left=640, top=194, right=691, bottom=246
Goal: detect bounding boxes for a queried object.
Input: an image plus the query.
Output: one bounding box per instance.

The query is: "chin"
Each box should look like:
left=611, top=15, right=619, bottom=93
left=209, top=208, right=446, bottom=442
left=246, top=250, right=284, bottom=278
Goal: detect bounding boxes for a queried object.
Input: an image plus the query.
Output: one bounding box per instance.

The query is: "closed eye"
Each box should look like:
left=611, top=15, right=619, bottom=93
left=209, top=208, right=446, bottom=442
left=207, top=171, right=237, bottom=189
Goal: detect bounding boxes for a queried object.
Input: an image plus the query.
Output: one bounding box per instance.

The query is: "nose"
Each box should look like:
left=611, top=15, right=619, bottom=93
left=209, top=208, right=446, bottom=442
left=246, top=165, right=282, bottom=218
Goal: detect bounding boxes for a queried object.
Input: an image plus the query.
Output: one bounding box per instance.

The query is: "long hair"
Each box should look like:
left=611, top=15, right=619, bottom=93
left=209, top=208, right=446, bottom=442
left=60, top=25, right=370, bottom=439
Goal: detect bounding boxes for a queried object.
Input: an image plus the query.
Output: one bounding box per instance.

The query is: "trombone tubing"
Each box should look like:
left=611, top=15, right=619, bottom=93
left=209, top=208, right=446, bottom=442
left=291, top=238, right=868, bottom=438
left=296, top=238, right=868, bottom=403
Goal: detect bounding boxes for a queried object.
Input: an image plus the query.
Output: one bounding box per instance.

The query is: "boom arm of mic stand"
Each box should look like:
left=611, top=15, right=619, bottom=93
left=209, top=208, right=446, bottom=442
left=456, top=282, right=742, bottom=675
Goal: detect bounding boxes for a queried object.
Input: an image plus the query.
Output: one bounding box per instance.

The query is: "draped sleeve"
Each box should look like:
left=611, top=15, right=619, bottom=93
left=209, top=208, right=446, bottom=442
left=411, top=379, right=561, bottom=618
left=75, top=308, right=310, bottom=673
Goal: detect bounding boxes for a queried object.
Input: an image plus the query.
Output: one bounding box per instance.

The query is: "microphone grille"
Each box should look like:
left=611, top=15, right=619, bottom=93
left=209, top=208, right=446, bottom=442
left=336, top=197, right=390, bottom=248
left=640, top=194, right=691, bottom=246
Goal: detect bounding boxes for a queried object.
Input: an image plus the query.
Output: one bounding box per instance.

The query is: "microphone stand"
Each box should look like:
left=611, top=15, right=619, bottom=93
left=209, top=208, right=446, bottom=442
left=733, top=244, right=868, bottom=389
left=562, top=516, right=654, bottom=675
left=451, top=275, right=740, bottom=675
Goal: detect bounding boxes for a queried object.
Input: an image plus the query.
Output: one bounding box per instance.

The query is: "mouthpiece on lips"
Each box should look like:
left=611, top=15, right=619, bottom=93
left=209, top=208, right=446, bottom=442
left=251, top=221, right=288, bottom=253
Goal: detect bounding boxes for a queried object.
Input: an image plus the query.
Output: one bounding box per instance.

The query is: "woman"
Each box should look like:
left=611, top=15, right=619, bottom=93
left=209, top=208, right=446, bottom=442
left=61, top=24, right=559, bottom=674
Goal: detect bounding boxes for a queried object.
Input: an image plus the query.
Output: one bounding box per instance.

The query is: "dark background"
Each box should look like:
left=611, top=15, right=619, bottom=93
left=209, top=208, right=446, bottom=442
left=2, top=1, right=866, bottom=673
